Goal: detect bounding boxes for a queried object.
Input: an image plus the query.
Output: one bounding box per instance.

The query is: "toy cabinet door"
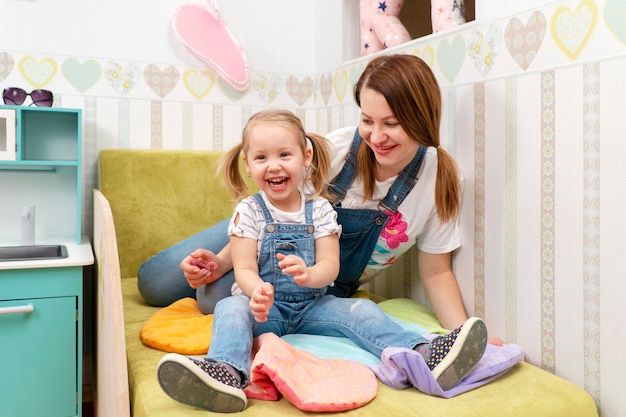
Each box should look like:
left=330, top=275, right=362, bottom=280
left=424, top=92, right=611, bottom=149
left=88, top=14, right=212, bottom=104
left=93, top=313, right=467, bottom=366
left=0, top=296, right=78, bottom=417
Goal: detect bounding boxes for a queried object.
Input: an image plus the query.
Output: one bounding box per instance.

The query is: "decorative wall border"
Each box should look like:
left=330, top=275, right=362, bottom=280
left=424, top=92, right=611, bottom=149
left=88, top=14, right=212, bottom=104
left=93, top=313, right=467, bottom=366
left=473, top=83, right=485, bottom=319
left=540, top=70, right=556, bottom=373
left=582, top=61, right=601, bottom=408
left=504, top=77, right=518, bottom=343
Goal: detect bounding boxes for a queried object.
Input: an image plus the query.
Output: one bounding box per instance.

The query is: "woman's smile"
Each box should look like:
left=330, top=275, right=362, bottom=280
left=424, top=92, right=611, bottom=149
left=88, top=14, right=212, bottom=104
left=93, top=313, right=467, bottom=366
left=358, top=87, right=419, bottom=180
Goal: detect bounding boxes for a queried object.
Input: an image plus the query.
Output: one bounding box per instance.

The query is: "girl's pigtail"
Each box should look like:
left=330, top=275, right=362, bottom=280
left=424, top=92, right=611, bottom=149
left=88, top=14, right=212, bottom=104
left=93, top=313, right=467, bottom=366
left=218, top=143, right=248, bottom=203
left=305, top=133, right=332, bottom=200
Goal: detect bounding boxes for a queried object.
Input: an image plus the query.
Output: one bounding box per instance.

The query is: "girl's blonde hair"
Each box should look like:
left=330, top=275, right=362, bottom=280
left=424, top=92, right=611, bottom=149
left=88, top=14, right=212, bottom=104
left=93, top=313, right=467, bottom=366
left=353, top=54, right=462, bottom=223
left=218, top=109, right=332, bottom=203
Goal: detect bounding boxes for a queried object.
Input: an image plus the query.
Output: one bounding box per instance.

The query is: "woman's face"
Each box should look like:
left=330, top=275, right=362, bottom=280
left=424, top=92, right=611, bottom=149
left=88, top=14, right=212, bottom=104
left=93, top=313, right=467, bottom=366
left=358, top=87, right=420, bottom=181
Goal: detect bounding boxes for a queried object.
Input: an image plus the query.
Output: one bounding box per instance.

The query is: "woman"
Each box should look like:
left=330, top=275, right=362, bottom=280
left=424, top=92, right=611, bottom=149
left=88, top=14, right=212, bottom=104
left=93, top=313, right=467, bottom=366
left=139, top=54, right=483, bottom=333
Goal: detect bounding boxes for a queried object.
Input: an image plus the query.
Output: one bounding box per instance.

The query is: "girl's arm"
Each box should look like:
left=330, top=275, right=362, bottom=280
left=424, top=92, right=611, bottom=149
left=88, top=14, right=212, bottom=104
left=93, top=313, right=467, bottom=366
left=277, top=233, right=340, bottom=288
left=230, top=234, right=263, bottom=297
left=230, top=234, right=275, bottom=323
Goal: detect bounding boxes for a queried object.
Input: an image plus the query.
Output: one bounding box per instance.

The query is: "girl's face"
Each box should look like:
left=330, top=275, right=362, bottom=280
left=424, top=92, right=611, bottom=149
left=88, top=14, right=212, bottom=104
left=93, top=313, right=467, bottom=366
left=244, top=123, right=312, bottom=212
left=358, top=87, right=420, bottom=181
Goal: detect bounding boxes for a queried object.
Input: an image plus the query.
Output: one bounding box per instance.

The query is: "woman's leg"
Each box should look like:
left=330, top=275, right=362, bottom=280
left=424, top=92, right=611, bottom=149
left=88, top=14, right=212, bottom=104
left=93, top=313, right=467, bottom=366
left=195, top=272, right=235, bottom=314
left=138, top=219, right=230, bottom=306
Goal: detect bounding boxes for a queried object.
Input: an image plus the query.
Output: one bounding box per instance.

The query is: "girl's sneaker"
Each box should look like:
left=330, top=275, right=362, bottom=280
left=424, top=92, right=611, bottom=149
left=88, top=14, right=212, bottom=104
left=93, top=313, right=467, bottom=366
left=424, top=317, right=488, bottom=391
left=157, top=353, right=247, bottom=413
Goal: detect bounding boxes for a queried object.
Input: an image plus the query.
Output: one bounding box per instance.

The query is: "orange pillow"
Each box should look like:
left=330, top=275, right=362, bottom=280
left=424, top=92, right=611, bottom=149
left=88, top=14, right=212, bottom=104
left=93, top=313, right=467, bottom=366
left=140, top=298, right=213, bottom=355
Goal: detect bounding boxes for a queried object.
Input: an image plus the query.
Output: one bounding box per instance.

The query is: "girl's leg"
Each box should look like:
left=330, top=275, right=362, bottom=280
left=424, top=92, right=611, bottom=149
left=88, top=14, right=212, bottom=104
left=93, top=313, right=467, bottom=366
left=138, top=219, right=230, bottom=306
left=157, top=295, right=254, bottom=414
left=207, top=295, right=257, bottom=380
left=298, top=296, right=427, bottom=357
left=157, top=295, right=286, bottom=413
left=300, top=296, right=488, bottom=391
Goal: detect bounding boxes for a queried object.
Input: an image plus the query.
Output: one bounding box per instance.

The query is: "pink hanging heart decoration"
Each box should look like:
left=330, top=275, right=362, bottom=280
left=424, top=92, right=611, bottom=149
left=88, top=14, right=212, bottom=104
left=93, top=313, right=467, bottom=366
left=173, top=3, right=250, bottom=91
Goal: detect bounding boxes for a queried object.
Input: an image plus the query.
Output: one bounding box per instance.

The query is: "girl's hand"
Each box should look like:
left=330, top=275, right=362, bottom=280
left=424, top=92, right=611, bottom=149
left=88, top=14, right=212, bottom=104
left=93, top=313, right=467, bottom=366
left=180, top=249, right=219, bottom=289
left=276, top=253, right=309, bottom=286
left=249, top=282, right=274, bottom=323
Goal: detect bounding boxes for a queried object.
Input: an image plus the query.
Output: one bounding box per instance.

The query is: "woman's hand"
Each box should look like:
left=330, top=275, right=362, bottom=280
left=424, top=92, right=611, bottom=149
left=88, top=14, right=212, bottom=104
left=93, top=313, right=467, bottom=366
left=180, top=249, right=220, bottom=289
left=488, top=337, right=506, bottom=346
left=249, top=282, right=274, bottom=323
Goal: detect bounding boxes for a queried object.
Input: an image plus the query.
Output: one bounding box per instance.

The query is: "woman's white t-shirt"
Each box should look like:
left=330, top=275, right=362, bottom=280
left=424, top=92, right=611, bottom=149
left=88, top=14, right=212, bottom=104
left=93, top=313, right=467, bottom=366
left=326, top=127, right=463, bottom=281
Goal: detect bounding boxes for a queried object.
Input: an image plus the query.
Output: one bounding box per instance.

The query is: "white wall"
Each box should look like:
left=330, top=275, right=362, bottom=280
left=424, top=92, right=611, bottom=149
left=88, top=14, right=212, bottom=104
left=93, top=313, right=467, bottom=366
left=475, top=0, right=559, bottom=21
left=0, top=0, right=346, bottom=75
left=0, top=0, right=559, bottom=76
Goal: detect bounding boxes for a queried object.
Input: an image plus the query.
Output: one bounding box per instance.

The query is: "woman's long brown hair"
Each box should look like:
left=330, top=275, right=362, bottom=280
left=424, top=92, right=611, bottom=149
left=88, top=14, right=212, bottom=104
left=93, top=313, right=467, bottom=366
left=353, top=54, right=461, bottom=223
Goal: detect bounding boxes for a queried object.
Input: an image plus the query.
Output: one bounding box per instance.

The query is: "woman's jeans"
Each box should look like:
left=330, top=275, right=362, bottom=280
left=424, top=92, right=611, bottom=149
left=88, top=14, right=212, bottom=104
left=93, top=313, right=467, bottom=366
left=208, top=294, right=427, bottom=385
left=138, top=219, right=235, bottom=313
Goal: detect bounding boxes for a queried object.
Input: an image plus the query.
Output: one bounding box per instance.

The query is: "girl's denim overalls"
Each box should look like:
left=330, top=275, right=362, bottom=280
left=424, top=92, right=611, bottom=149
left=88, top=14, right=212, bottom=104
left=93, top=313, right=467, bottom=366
left=207, top=191, right=427, bottom=383
left=253, top=193, right=324, bottom=302
left=327, top=128, right=427, bottom=297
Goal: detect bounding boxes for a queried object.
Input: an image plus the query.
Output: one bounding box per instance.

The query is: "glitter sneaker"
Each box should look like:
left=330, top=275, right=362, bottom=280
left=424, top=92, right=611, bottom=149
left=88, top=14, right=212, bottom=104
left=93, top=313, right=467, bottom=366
left=425, top=317, right=488, bottom=391
left=157, top=353, right=247, bottom=413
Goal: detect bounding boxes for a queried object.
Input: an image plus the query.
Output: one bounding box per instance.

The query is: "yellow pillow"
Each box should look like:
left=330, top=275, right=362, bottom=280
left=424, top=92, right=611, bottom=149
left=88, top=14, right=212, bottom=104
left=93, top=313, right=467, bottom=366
left=140, top=297, right=213, bottom=355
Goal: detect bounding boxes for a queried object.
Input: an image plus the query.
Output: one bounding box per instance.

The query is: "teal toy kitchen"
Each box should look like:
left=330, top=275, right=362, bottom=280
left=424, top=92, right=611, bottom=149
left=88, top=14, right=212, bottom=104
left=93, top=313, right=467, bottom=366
left=0, top=104, right=93, bottom=417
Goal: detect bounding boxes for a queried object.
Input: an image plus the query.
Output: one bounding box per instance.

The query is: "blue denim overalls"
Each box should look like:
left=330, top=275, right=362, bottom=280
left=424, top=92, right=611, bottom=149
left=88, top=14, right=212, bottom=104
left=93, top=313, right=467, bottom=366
left=252, top=193, right=324, bottom=302
left=208, top=191, right=428, bottom=383
left=327, top=128, right=427, bottom=297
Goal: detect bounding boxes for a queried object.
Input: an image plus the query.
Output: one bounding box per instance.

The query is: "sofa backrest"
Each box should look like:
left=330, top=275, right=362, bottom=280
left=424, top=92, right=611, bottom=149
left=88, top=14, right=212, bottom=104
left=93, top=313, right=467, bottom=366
left=98, top=149, right=254, bottom=279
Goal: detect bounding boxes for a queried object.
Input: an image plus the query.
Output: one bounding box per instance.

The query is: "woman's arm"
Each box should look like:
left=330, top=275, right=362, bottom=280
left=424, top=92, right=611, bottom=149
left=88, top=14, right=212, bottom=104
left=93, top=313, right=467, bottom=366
left=418, top=250, right=505, bottom=345
left=417, top=250, right=468, bottom=330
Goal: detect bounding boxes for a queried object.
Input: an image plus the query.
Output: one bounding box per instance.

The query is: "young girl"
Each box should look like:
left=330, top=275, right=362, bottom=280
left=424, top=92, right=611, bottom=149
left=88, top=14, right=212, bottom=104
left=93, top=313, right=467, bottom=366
left=156, top=109, right=487, bottom=413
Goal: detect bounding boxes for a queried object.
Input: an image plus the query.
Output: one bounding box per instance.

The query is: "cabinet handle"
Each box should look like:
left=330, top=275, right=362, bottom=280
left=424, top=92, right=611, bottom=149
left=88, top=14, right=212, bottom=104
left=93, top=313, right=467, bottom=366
left=0, top=304, right=34, bottom=315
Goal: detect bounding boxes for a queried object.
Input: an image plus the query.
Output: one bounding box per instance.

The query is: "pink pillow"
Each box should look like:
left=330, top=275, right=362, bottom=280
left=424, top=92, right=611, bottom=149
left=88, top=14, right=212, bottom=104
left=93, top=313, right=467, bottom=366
left=245, top=333, right=378, bottom=412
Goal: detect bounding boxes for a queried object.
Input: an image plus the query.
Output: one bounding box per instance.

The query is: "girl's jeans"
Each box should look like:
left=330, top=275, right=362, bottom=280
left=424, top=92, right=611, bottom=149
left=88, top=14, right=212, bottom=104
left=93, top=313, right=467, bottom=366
left=208, top=294, right=426, bottom=385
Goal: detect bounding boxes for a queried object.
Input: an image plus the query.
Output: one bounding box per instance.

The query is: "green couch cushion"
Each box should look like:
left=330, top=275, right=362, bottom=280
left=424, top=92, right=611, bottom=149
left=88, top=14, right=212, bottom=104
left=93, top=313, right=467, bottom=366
left=99, top=149, right=255, bottom=278
left=121, top=279, right=598, bottom=417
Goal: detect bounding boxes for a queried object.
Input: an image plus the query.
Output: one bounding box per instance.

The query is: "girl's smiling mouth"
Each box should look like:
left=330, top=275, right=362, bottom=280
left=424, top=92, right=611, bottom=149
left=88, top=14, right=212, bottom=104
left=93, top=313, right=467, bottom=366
left=267, top=177, right=289, bottom=190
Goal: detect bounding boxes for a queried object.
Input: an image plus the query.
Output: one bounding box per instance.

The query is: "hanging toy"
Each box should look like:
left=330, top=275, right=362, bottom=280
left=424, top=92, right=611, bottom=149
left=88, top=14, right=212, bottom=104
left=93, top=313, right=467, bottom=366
left=173, top=1, right=251, bottom=91
left=360, top=0, right=411, bottom=56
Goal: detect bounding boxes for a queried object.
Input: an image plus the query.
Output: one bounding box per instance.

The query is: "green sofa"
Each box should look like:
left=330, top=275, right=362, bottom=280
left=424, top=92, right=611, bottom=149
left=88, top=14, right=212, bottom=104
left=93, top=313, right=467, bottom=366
left=93, top=149, right=598, bottom=417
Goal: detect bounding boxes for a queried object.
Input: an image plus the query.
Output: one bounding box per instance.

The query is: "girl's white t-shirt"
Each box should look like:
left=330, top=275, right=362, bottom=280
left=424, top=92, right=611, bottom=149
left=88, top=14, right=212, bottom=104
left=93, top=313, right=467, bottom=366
left=228, top=191, right=341, bottom=255
left=326, top=126, right=463, bottom=281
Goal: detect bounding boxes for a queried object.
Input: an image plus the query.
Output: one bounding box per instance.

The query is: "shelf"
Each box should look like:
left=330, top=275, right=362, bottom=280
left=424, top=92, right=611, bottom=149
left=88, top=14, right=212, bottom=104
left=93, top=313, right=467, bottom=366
left=0, top=105, right=83, bottom=245
left=0, top=160, right=78, bottom=169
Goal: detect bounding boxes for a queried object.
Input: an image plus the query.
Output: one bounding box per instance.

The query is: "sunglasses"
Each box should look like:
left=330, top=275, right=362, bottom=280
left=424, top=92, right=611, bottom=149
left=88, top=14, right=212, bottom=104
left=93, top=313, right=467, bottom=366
left=3, top=87, right=54, bottom=107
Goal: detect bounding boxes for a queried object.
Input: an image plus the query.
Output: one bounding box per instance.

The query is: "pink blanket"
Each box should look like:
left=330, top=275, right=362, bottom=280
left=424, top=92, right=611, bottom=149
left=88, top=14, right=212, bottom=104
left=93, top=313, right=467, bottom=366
left=244, top=333, right=378, bottom=412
